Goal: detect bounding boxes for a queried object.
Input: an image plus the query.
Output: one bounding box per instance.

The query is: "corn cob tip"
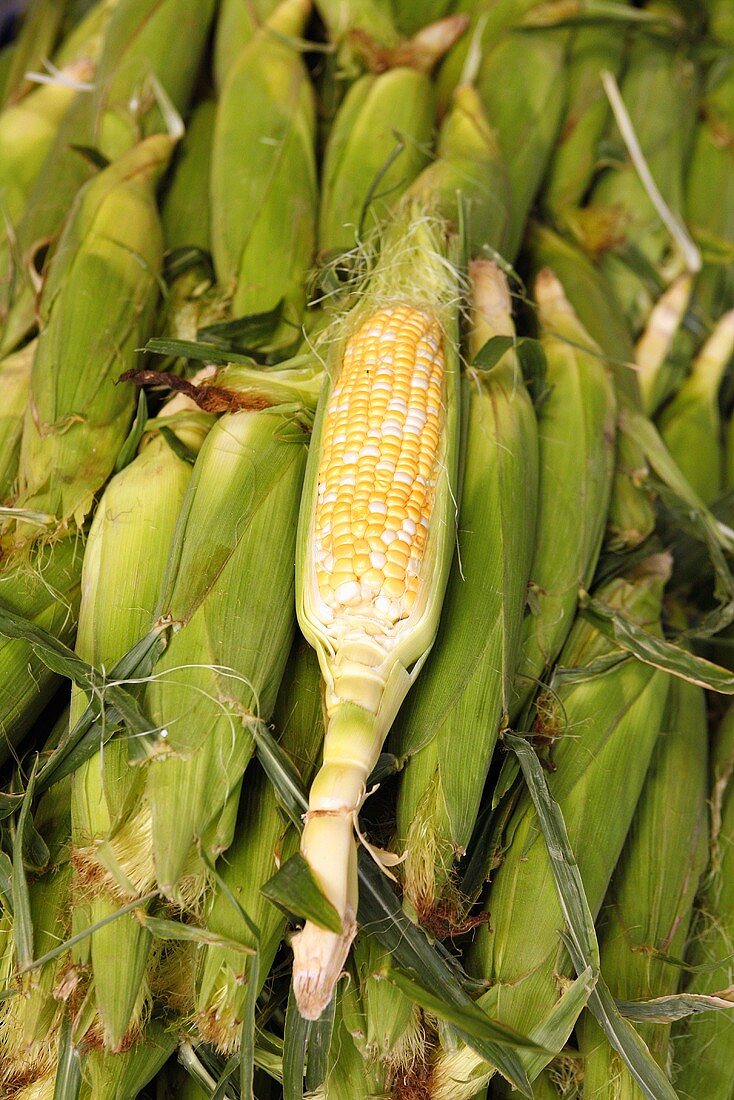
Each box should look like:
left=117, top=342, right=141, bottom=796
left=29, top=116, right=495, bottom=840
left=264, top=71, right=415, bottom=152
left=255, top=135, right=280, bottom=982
left=292, top=913, right=357, bottom=1020
left=468, top=259, right=514, bottom=354
left=534, top=267, right=575, bottom=320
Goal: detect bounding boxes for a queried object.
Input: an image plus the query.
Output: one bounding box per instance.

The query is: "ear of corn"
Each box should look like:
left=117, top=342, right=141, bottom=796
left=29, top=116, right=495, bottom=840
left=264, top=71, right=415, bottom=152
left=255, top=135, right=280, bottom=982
left=161, top=99, right=216, bottom=255
left=585, top=30, right=698, bottom=329
left=0, top=538, right=82, bottom=764
left=578, top=675, right=709, bottom=1098
left=195, top=635, right=323, bottom=1052
left=542, top=8, right=627, bottom=215
left=526, top=223, right=656, bottom=550
left=0, top=60, right=93, bottom=232
left=52, top=0, right=118, bottom=70
left=475, top=27, right=568, bottom=262
left=0, top=339, right=34, bottom=501
left=292, top=206, right=461, bottom=1019
left=394, top=260, right=538, bottom=919
left=142, top=403, right=308, bottom=894
left=686, top=58, right=734, bottom=323
left=0, top=778, right=73, bottom=1095
left=406, top=83, right=511, bottom=256
left=0, top=0, right=214, bottom=357
left=430, top=556, right=672, bottom=1100
left=210, top=0, right=317, bottom=352
left=657, top=310, right=734, bottom=504
left=0, top=0, right=68, bottom=107
left=80, top=1018, right=176, bottom=1100
left=5, top=132, right=172, bottom=549
left=511, top=269, right=616, bottom=719
left=319, top=68, right=435, bottom=256
left=69, top=404, right=212, bottom=1051
left=91, top=0, right=216, bottom=160
left=672, top=702, right=734, bottom=1100
left=213, top=0, right=282, bottom=92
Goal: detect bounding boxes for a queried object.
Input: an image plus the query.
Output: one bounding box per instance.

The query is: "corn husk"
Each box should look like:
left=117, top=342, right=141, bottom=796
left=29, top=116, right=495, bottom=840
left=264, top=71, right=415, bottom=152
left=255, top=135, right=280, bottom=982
left=394, top=261, right=538, bottom=919
left=161, top=99, right=215, bottom=256
left=672, top=704, right=734, bottom=1100
left=213, top=0, right=282, bottom=91
left=319, top=67, right=435, bottom=256
left=0, top=340, right=34, bottom=502
left=69, top=405, right=212, bottom=1051
left=210, top=0, right=317, bottom=353
left=634, top=273, right=693, bottom=415
left=137, top=403, right=309, bottom=896
left=0, top=60, right=93, bottom=232
left=80, top=1018, right=176, bottom=1100
left=430, top=556, right=672, bottom=1100
left=511, top=269, right=616, bottom=719
left=0, top=779, right=73, bottom=1094
left=686, top=56, right=734, bottom=322
left=406, top=84, right=511, bottom=256
left=0, top=0, right=69, bottom=107
left=0, top=538, right=82, bottom=765
left=0, top=0, right=215, bottom=356
left=526, top=222, right=655, bottom=550
left=657, top=310, right=734, bottom=504
left=3, top=131, right=173, bottom=552
left=578, top=675, right=709, bottom=1098
left=582, top=27, right=698, bottom=329
left=543, top=7, right=627, bottom=215
left=195, top=636, right=323, bottom=1053
left=475, top=28, right=568, bottom=262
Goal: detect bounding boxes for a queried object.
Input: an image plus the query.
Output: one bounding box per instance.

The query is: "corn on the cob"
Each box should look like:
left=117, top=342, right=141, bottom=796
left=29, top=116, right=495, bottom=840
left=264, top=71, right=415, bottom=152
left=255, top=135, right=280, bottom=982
left=161, top=100, right=215, bottom=257
left=210, top=0, right=317, bottom=352
left=543, top=6, right=627, bottom=215
left=577, top=675, right=709, bottom=1098
left=475, top=27, right=568, bottom=262
left=195, top=636, right=323, bottom=1053
left=406, top=84, right=510, bottom=257
left=292, top=208, right=461, bottom=1019
left=394, top=260, right=538, bottom=919
left=429, top=556, right=672, bottom=1100
left=672, top=703, right=734, bottom=1099
left=511, top=269, right=616, bottom=719
left=319, top=67, right=434, bottom=256
left=657, top=309, right=734, bottom=504
left=4, top=131, right=172, bottom=550
left=70, top=402, right=212, bottom=1051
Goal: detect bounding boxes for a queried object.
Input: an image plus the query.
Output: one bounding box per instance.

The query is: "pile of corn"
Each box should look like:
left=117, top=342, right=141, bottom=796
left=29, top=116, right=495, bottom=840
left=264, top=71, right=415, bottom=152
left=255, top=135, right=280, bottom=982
left=2, top=0, right=734, bottom=1097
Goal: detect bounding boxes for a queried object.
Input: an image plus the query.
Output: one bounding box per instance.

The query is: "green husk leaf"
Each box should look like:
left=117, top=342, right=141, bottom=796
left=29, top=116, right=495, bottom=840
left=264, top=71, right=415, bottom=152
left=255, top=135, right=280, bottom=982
left=11, top=756, right=38, bottom=969
left=136, top=913, right=255, bottom=954
left=114, top=389, right=149, bottom=473
left=618, top=990, right=734, bottom=1023
left=283, top=984, right=308, bottom=1098
left=54, top=1012, right=81, bottom=1100
left=261, top=853, right=342, bottom=935
left=198, top=302, right=285, bottom=351
left=144, top=337, right=260, bottom=366
left=385, top=967, right=550, bottom=1052
left=304, top=995, right=335, bottom=1092
left=580, top=594, right=734, bottom=692
left=240, top=951, right=260, bottom=1100
left=507, top=733, right=678, bottom=1100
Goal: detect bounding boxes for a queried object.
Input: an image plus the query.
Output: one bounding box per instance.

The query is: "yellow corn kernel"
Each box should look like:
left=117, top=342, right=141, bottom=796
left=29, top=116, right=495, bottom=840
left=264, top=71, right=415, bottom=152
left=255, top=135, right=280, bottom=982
left=313, top=305, right=443, bottom=625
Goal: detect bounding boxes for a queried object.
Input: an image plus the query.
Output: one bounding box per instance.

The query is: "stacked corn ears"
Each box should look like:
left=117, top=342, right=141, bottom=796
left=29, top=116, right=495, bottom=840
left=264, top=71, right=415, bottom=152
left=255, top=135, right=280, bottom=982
left=2, top=2, right=734, bottom=1098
